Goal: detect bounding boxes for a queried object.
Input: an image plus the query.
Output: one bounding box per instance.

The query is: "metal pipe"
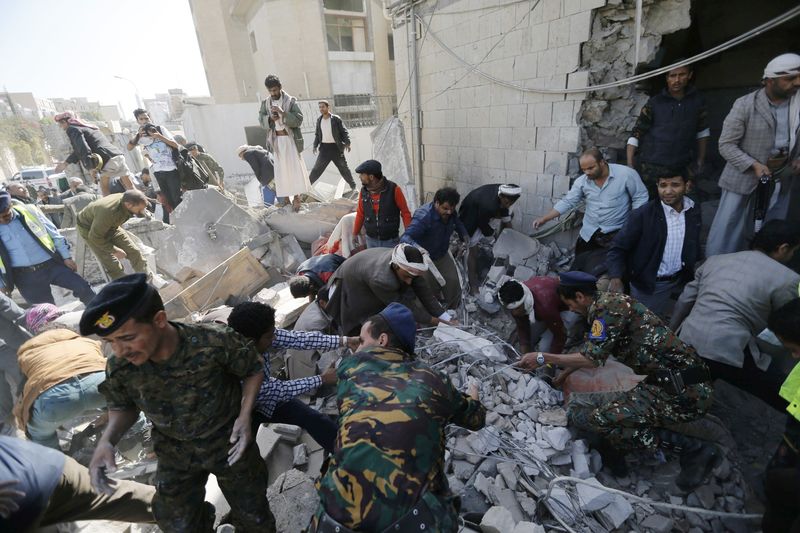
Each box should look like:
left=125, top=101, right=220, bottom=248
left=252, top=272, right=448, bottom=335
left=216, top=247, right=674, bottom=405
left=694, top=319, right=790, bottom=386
left=633, top=0, right=643, bottom=70
left=408, top=5, right=425, bottom=204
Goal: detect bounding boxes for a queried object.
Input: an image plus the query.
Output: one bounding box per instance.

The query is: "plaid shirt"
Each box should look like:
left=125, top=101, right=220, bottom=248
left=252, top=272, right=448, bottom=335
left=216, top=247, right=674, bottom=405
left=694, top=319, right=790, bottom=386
left=255, top=328, right=341, bottom=418
left=657, top=197, right=694, bottom=277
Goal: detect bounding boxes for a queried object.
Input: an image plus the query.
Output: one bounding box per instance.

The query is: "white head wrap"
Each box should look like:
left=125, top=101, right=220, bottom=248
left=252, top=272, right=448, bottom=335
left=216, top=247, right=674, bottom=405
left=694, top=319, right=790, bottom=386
left=391, top=243, right=429, bottom=276
left=236, top=144, right=250, bottom=155
left=764, top=53, right=800, bottom=79
left=498, top=184, right=522, bottom=197
left=499, top=278, right=534, bottom=316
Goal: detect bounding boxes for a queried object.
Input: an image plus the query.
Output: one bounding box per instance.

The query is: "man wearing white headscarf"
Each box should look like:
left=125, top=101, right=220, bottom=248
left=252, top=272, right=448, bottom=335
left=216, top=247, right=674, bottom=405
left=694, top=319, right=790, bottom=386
left=325, top=243, right=453, bottom=335
left=706, top=53, right=800, bottom=257
left=497, top=276, right=567, bottom=354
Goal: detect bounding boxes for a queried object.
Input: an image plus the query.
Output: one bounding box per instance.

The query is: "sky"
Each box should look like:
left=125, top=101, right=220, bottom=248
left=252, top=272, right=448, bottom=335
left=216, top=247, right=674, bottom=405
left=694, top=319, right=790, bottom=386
left=0, top=0, right=210, bottom=118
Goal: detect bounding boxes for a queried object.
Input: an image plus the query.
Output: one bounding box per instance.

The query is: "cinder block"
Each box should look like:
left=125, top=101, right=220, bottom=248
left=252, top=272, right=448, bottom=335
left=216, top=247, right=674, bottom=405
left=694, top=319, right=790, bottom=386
left=542, top=0, right=562, bottom=21
left=552, top=101, right=576, bottom=126
left=553, top=175, right=572, bottom=197
left=570, top=11, right=593, bottom=44
left=498, top=128, right=514, bottom=149
left=488, top=148, right=505, bottom=169
left=489, top=105, right=509, bottom=127
left=548, top=18, right=571, bottom=48
left=505, top=150, right=527, bottom=172
left=567, top=71, right=590, bottom=89
left=511, top=128, right=536, bottom=151
left=564, top=0, right=584, bottom=16
left=536, top=174, right=554, bottom=197
left=535, top=126, right=560, bottom=151
left=529, top=102, right=552, bottom=127
left=519, top=172, right=537, bottom=192
left=559, top=127, right=581, bottom=152
left=537, top=48, right=558, bottom=77
left=528, top=23, right=550, bottom=52
left=556, top=44, right=581, bottom=75
left=582, top=0, right=607, bottom=10
left=526, top=150, right=546, bottom=173
left=481, top=128, right=501, bottom=149
left=513, top=52, right=539, bottom=81
left=507, top=104, right=528, bottom=128
left=545, top=151, right=569, bottom=174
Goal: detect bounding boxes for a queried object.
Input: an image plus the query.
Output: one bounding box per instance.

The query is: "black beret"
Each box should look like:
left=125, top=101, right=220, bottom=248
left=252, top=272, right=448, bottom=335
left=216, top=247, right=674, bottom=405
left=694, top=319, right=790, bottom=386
left=355, top=159, right=382, bottom=175
left=558, top=271, right=598, bottom=287
left=79, top=273, right=155, bottom=336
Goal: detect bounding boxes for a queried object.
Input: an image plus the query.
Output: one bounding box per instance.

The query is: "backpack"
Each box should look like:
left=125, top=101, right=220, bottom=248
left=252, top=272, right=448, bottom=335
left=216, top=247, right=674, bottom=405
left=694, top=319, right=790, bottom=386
left=174, top=148, right=211, bottom=191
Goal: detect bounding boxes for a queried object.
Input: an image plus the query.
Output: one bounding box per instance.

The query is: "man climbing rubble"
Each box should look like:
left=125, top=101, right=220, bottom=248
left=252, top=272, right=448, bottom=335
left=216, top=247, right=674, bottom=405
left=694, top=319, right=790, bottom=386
left=225, top=301, right=359, bottom=453
left=497, top=276, right=567, bottom=354
left=311, top=303, right=485, bottom=532
left=82, top=274, right=276, bottom=532
left=325, top=243, right=454, bottom=336
left=518, top=271, right=719, bottom=491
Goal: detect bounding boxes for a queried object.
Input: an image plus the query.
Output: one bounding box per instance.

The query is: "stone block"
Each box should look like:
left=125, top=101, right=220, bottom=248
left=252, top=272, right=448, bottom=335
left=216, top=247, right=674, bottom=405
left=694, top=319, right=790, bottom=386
left=536, top=174, right=553, bottom=197
left=547, top=17, right=570, bottom=48
left=488, top=148, right=505, bottom=170
left=480, top=506, right=516, bottom=533
left=556, top=44, right=581, bottom=75
left=514, top=52, right=539, bottom=81
left=497, top=462, right=519, bottom=489
left=553, top=175, right=571, bottom=197
left=598, top=495, right=634, bottom=529
left=551, top=101, right=575, bottom=126
left=569, top=11, right=593, bottom=44
left=481, top=128, right=501, bottom=149
left=511, top=129, right=536, bottom=151
left=526, top=151, right=546, bottom=174
left=267, top=469, right=320, bottom=533
left=528, top=23, right=549, bottom=52
left=506, top=150, right=528, bottom=172
left=535, top=126, right=560, bottom=151
left=292, top=443, right=308, bottom=467
left=537, top=48, right=557, bottom=77
left=559, top=127, right=580, bottom=152
left=545, top=151, right=568, bottom=174
left=490, top=105, right=509, bottom=127
left=641, top=514, right=674, bottom=533
left=543, top=427, right=571, bottom=450
left=273, top=423, right=302, bottom=443
left=582, top=0, right=607, bottom=10
left=494, top=228, right=543, bottom=266
left=576, top=478, right=615, bottom=511
left=567, top=70, right=590, bottom=89
left=507, top=104, right=528, bottom=128
left=542, top=0, right=562, bottom=21
left=256, top=425, right=281, bottom=460
left=512, top=522, right=546, bottom=533
left=530, top=102, right=552, bottom=127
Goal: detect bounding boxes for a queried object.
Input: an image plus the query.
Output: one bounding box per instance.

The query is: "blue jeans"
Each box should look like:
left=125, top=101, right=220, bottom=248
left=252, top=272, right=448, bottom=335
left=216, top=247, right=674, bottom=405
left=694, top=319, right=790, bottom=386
left=14, top=260, right=96, bottom=305
left=365, top=236, right=399, bottom=249
left=27, top=371, right=107, bottom=449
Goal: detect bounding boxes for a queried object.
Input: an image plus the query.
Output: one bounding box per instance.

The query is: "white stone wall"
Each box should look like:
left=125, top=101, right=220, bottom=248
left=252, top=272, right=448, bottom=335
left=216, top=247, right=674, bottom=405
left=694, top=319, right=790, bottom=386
left=393, top=0, right=604, bottom=232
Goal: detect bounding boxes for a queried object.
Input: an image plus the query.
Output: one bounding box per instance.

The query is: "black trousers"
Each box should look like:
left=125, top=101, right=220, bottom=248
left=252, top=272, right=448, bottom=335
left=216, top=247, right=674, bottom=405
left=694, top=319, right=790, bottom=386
left=571, top=230, right=618, bottom=277
left=153, top=169, right=182, bottom=223
left=252, top=397, right=337, bottom=453
left=309, top=144, right=355, bottom=188
left=703, top=350, right=789, bottom=413
left=14, top=260, right=96, bottom=305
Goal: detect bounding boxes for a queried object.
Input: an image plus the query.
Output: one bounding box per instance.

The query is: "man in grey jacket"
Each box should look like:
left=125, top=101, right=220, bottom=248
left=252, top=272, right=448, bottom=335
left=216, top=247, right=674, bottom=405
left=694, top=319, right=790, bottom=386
left=705, top=53, right=800, bottom=257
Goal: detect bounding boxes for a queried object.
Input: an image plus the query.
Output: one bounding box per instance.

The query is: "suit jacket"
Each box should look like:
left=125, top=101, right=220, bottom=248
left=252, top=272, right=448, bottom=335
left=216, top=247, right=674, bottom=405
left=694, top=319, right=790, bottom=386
left=313, top=113, right=351, bottom=153
left=242, top=148, right=275, bottom=186
left=326, top=247, right=445, bottom=335
left=718, top=89, right=800, bottom=195
left=606, top=198, right=702, bottom=294
left=671, top=250, right=800, bottom=368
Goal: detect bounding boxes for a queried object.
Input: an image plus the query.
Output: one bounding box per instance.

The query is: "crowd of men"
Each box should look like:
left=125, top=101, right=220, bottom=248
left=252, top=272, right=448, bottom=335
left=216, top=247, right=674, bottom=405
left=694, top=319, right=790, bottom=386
left=1, top=52, right=800, bottom=533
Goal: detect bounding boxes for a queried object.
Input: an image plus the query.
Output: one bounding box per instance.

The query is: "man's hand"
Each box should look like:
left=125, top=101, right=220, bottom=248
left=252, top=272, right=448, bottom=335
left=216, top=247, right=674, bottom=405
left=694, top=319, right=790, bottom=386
left=345, top=145, right=351, bottom=153
left=63, top=258, right=78, bottom=271
left=111, top=248, right=127, bottom=260
left=227, top=415, right=252, bottom=466
left=89, top=441, right=119, bottom=496
left=608, top=278, right=624, bottom=293
left=346, top=336, right=360, bottom=352
left=517, top=352, right=542, bottom=371
left=270, top=105, right=284, bottom=117
left=321, top=364, right=337, bottom=386
left=313, top=147, right=318, bottom=155
left=0, top=479, right=24, bottom=519
left=753, top=162, right=772, bottom=179
left=532, top=216, right=547, bottom=230
left=54, top=162, right=67, bottom=173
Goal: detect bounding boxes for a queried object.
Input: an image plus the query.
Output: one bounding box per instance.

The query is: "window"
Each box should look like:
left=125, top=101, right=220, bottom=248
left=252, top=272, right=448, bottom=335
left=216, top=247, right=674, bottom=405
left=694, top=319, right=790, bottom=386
left=326, top=15, right=367, bottom=52
left=323, top=0, right=364, bottom=12
left=249, top=31, right=257, bottom=53
left=387, top=34, right=394, bottom=61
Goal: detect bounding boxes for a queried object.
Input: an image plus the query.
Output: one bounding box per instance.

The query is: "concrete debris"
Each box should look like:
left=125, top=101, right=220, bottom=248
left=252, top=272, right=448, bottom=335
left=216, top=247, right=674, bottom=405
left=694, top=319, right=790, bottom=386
left=262, top=200, right=355, bottom=244
left=480, top=505, right=516, bottom=533
left=432, top=323, right=507, bottom=362
left=267, top=469, right=319, bottom=533
left=641, top=513, right=675, bottom=533
left=272, top=423, right=303, bottom=444
left=256, top=425, right=281, bottom=461
left=543, top=427, right=571, bottom=451
left=537, top=407, right=568, bottom=427
left=493, top=229, right=553, bottom=275
left=576, top=478, right=615, bottom=511
left=293, top=443, right=308, bottom=467
left=510, top=521, right=545, bottom=533
left=598, top=494, right=635, bottom=529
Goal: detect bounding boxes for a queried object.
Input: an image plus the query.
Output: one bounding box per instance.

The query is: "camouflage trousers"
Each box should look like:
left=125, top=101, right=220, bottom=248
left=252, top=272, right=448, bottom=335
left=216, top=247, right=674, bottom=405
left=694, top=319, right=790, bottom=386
left=152, top=422, right=275, bottom=533
left=567, top=382, right=712, bottom=450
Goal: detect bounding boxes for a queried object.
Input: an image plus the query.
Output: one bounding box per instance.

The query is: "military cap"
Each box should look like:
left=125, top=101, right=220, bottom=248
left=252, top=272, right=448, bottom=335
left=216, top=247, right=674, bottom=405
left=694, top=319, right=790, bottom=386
left=0, top=191, right=10, bottom=212
left=379, top=302, right=416, bottom=353
left=558, top=271, right=598, bottom=287
left=79, top=273, right=155, bottom=336
left=355, top=159, right=382, bottom=176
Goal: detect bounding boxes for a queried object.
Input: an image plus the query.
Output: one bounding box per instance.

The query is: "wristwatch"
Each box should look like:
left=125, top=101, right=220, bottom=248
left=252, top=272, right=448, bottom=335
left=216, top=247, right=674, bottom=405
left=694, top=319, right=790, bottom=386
left=536, top=352, right=545, bottom=366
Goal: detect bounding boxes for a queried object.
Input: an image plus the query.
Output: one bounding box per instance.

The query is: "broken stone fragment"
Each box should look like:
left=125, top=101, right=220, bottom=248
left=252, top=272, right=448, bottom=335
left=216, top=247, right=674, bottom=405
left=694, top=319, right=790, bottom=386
left=272, top=423, right=302, bottom=444
left=576, top=478, right=615, bottom=511
left=496, top=462, right=519, bottom=489
left=640, top=513, right=674, bottom=533
left=543, top=427, right=571, bottom=451
left=292, top=443, right=308, bottom=467
left=453, top=460, right=476, bottom=481
left=511, top=521, right=545, bottom=533
left=598, top=494, right=634, bottom=529
left=267, top=469, right=319, bottom=533
left=537, top=407, right=568, bottom=427
left=480, top=505, right=517, bottom=533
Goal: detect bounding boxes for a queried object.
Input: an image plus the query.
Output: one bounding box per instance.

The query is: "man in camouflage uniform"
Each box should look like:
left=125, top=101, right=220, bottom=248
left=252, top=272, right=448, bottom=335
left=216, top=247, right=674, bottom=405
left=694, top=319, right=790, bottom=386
left=81, top=274, right=275, bottom=532
left=519, top=271, right=719, bottom=491
left=312, top=303, right=485, bottom=532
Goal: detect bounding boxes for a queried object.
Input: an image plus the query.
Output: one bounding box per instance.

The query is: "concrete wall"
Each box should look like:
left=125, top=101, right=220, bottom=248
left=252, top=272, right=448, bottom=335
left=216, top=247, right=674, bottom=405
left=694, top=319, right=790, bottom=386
left=329, top=53, right=376, bottom=94
left=369, top=0, right=397, bottom=96
left=392, top=0, right=601, bottom=233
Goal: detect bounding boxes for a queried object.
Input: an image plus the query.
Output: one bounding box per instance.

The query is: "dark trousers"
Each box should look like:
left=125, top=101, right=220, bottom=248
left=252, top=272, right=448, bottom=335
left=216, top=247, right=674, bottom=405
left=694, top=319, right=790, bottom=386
left=704, top=350, right=789, bottom=413
left=763, top=467, right=800, bottom=532
left=153, top=169, right=182, bottom=223
left=309, top=144, right=355, bottom=188
left=252, top=398, right=337, bottom=453
left=14, top=260, right=96, bottom=305
left=571, top=230, right=618, bottom=277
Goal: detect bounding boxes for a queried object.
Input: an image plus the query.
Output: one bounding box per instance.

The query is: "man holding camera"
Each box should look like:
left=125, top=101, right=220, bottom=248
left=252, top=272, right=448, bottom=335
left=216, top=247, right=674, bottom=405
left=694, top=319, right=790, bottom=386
left=127, top=109, right=181, bottom=223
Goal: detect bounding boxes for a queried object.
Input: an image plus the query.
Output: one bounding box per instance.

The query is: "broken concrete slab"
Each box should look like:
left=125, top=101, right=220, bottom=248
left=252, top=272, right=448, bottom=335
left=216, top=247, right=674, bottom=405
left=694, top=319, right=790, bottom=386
left=493, top=228, right=544, bottom=267
left=293, top=443, right=308, bottom=467
left=576, top=478, right=615, bottom=511
left=256, top=425, right=281, bottom=461
left=480, top=505, right=516, bottom=533
left=273, top=423, right=302, bottom=444
left=598, top=494, right=634, bottom=529
left=267, top=469, right=319, bottom=533
left=510, top=521, right=546, bottom=533
left=433, top=324, right=507, bottom=363
left=263, top=200, right=355, bottom=244
left=543, top=427, right=571, bottom=451
left=538, top=407, right=568, bottom=427
left=641, top=513, right=674, bottom=533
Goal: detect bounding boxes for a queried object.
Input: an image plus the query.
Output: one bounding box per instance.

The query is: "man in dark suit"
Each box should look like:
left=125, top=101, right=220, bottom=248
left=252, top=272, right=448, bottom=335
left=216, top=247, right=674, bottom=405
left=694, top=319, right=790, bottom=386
left=606, top=169, right=701, bottom=317
left=309, top=101, right=356, bottom=189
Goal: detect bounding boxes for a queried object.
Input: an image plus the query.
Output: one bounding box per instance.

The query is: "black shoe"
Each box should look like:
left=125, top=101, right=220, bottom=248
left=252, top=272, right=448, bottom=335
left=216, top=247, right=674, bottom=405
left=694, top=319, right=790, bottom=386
left=596, top=439, right=629, bottom=478
left=656, top=429, right=722, bottom=491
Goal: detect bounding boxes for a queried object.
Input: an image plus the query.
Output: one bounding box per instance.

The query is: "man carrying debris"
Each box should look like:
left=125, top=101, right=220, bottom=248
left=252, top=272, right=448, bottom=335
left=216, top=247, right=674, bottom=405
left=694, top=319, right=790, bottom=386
left=309, top=100, right=357, bottom=189
left=352, top=159, right=412, bottom=248
left=534, top=149, right=648, bottom=283
left=519, top=271, right=719, bottom=491
left=626, top=64, right=710, bottom=198
left=606, top=168, right=702, bottom=317
left=459, top=183, right=521, bottom=293
left=0, top=190, right=96, bottom=306
left=706, top=53, right=800, bottom=257
left=187, top=142, right=224, bottom=188
left=53, top=111, right=135, bottom=197
left=76, top=190, right=151, bottom=281
left=312, top=302, right=485, bottom=532
left=226, top=301, right=357, bottom=453
left=401, top=187, right=469, bottom=309
left=83, top=274, right=275, bottom=532
left=0, top=435, right=156, bottom=531
left=326, top=243, right=453, bottom=336
left=671, top=220, right=800, bottom=414
left=289, top=253, right=346, bottom=301
left=497, top=276, right=567, bottom=354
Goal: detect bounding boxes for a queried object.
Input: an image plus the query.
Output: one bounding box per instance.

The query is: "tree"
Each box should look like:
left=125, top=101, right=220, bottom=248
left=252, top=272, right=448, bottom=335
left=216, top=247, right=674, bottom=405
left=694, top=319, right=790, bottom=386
left=0, top=116, right=48, bottom=167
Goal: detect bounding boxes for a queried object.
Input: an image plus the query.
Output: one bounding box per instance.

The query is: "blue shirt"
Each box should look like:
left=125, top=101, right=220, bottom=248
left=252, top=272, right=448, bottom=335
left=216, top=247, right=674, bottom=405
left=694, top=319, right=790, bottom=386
left=401, top=202, right=469, bottom=260
left=553, top=163, right=649, bottom=242
left=0, top=207, right=71, bottom=279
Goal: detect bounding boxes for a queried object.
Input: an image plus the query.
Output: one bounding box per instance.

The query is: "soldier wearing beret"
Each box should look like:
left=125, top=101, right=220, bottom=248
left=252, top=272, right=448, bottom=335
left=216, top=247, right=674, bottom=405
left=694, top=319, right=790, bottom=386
left=518, top=271, right=719, bottom=491
left=81, top=274, right=275, bottom=532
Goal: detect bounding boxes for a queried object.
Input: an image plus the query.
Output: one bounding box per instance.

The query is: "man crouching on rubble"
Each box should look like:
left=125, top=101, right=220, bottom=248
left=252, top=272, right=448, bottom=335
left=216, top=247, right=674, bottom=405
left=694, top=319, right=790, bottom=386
left=518, top=271, right=719, bottom=492
left=82, top=274, right=275, bottom=532
left=312, top=303, right=485, bottom=532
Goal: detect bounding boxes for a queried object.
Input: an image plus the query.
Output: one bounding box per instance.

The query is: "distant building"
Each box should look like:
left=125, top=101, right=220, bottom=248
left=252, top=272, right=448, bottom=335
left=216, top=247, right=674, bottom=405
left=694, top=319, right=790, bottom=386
left=0, top=92, right=57, bottom=119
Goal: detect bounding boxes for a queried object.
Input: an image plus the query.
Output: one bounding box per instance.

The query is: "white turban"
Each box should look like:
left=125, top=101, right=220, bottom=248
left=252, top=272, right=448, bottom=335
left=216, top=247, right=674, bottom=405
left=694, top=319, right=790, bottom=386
left=391, top=243, right=429, bottom=276
left=499, top=279, right=534, bottom=316
left=236, top=145, right=250, bottom=155
left=764, top=53, right=800, bottom=79
left=498, top=184, right=522, bottom=197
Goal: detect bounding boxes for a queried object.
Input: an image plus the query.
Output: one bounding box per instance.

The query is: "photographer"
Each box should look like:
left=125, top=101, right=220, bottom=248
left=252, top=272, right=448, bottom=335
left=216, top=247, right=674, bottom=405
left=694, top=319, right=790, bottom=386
left=127, top=109, right=181, bottom=223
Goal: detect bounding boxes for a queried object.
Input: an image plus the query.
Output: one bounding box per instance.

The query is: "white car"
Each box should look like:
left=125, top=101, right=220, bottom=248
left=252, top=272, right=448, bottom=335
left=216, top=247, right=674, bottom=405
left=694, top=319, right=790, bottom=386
left=10, top=166, right=56, bottom=191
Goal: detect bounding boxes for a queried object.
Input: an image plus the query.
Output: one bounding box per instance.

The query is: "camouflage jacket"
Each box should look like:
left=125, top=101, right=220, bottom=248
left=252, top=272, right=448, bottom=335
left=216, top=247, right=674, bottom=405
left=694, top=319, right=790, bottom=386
left=580, top=292, right=705, bottom=375
left=99, top=322, right=262, bottom=444
left=316, top=346, right=486, bottom=531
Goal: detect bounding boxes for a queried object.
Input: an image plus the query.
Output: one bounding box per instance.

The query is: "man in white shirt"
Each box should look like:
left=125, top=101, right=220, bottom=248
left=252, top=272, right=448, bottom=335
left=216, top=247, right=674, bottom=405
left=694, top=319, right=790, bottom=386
left=309, top=100, right=356, bottom=189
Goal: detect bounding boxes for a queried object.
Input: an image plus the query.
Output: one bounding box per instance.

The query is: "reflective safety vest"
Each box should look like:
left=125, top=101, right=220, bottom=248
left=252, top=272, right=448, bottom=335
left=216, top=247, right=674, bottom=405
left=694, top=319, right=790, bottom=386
left=777, top=282, right=800, bottom=422
left=0, top=204, right=57, bottom=277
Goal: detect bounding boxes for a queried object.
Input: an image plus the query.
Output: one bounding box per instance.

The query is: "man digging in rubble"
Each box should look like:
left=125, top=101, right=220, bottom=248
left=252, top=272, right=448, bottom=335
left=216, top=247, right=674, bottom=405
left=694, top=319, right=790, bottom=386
left=311, top=302, right=485, bottom=532
left=325, top=243, right=454, bottom=336
left=83, top=274, right=275, bottom=532
left=76, top=190, right=151, bottom=281
left=458, top=183, right=521, bottom=294
left=519, top=271, right=719, bottom=491
left=401, top=186, right=469, bottom=310
left=225, top=301, right=359, bottom=453
left=497, top=276, right=567, bottom=354
left=289, top=253, right=346, bottom=302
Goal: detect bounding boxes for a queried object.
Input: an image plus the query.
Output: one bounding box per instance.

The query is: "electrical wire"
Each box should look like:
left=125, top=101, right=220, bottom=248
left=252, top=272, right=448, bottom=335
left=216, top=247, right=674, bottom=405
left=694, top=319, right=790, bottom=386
left=417, top=4, right=800, bottom=94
